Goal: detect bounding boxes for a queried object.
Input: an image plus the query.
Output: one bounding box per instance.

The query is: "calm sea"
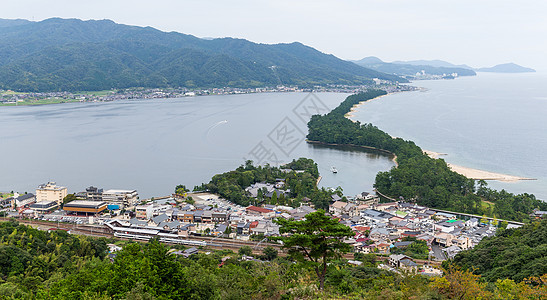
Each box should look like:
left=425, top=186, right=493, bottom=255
left=0, top=92, right=394, bottom=199
left=352, top=72, right=547, bottom=200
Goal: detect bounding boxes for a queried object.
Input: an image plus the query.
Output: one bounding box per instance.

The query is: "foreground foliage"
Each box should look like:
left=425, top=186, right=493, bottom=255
left=0, top=220, right=544, bottom=299
left=273, top=210, right=355, bottom=290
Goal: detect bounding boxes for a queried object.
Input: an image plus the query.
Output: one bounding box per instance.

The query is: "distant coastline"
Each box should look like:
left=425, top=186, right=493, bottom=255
left=0, top=84, right=391, bottom=107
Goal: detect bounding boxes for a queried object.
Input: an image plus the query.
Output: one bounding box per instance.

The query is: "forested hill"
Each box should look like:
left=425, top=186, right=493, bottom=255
left=0, top=18, right=405, bottom=92
left=453, top=219, right=547, bottom=283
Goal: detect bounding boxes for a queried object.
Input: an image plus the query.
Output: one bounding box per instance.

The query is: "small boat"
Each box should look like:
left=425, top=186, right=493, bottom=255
left=331, top=166, right=338, bottom=173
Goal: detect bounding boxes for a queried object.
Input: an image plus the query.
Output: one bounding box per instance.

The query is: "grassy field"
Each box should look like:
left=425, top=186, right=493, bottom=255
left=0, top=193, right=14, bottom=199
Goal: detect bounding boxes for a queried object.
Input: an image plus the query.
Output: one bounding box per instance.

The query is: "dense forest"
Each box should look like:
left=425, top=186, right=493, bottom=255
left=0, top=219, right=545, bottom=299
left=307, top=91, right=547, bottom=222
left=193, top=158, right=336, bottom=210
left=0, top=18, right=405, bottom=92
left=451, top=218, right=547, bottom=283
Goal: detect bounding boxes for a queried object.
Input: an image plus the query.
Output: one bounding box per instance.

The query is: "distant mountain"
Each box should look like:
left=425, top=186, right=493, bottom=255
left=353, top=56, right=384, bottom=65
left=391, top=59, right=474, bottom=70
left=476, top=63, right=535, bottom=73
left=353, top=56, right=476, bottom=78
left=0, top=18, right=405, bottom=92
left=0, top=19, right=31, bottom=27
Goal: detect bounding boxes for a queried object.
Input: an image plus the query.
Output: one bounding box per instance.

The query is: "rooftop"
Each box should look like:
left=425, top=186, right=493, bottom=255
left=64, top=200, right=107, bottom=209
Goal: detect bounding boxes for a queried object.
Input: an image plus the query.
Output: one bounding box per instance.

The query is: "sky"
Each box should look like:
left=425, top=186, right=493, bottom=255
left=2, top=0, right=547, bottom=71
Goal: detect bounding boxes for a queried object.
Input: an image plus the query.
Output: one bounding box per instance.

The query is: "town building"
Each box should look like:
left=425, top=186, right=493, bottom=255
left=30, top=200, right=59, bottom=214
left=36, top=182, right=67, bottom=206
left=85, top=186, right=104, bottom=201
left=102, top=189, right=138, bottom=208
left=63, top=200, right=107, bottom=215
left=10, top=193, right=36, bottom=211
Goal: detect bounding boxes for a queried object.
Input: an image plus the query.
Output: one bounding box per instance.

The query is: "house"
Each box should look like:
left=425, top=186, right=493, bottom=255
left=434, top=232, right=456, bottom=247
left=246, top=206, right=274, bottom=218
left=442, top=245, right=462, bottom=259
left=369, top=227, right=391, bottom=241
left=212, top=211, right=229, bottom=223
left=178, top=224, right=196, bottom=237
left=159, top=220, right=181, bottom=232
left=212, top=224, right=228, bottom=236
left=264, top=189, right=290, bottom=199
left=465, top=218, right=479, bottom=228
left=435, top=212, right=457, bottom=220
left=375, top=243, right=391, bottom=254
left=193, top=210, right=204, bottom=223
left=354, top=243, right=373, bottom=254
left=202, top=210, right=213, bottom=223
left=393, top=241, right=414, bottom=248
left=148, top=213, right=169, bottom=227
left=331, top=194, right=342, bottom=202
left=401, top=231, right=421, bottom=238
left=531, top=209, right=547, bottom=219
left=375, top=202, right=398, bottom=212
left=330, top=201, right=347, bottom=215
left=181, top=211, right=195, bottom=223
left=274, top=179, right=285, bottom=189
left=181, top=247, right=199, bottom=258
left=389, top=254, right=418, bottom=271
left=245, top=183, right=275, bottom=198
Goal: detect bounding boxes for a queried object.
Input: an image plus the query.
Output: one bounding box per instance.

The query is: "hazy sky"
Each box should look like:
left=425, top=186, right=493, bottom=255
left=3, top=0, right=546, bottom=70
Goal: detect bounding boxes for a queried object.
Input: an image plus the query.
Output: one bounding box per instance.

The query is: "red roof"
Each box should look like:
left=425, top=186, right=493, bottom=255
left=246, top=205, right=273, bottom=214
left=353, top=226, right=371, bottom=232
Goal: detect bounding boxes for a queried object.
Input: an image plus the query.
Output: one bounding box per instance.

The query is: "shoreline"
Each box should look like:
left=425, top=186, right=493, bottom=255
left=345, top=92, right=535, bottom=183
left=306, top=140, right=398, bottom=167
left=423, top=150, right=535, bottom=182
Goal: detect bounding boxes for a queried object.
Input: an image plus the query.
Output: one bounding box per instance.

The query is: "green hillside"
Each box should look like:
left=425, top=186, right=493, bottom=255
left=0, top=18, right=406, bottom=92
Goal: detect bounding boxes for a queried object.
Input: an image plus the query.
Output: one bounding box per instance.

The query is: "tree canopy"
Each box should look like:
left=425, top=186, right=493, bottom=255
left=273, top=209, right=355, bottom=290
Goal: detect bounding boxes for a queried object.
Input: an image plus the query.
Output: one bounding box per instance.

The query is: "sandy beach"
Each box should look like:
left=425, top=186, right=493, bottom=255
left=424, top=150, right=534, bottom=182
left=345, top=97, right=535, bottom=183
left=345, top=94, right=388, bottom=121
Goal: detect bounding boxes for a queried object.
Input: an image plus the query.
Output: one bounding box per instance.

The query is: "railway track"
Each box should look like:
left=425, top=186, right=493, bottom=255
left=6, top=218, right=441, bottom=265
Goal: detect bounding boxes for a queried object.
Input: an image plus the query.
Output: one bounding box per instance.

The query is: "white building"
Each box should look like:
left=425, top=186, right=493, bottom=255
left=102, top=189, right=138, bottom=208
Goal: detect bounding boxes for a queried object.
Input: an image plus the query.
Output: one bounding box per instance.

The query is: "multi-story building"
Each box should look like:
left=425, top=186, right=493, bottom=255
left=85, top=186, right=104, bottom=201
left=135, top=204, right=154, bottom=219
left=102, top=189, right=138, bottom=208
left=36, top=182, right=67, bottom=206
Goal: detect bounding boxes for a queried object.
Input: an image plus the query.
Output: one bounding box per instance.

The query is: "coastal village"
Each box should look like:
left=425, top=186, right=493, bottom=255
left=2, top=179, right=540, bottom=275
left=0, top=83, right=415, bottom=105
